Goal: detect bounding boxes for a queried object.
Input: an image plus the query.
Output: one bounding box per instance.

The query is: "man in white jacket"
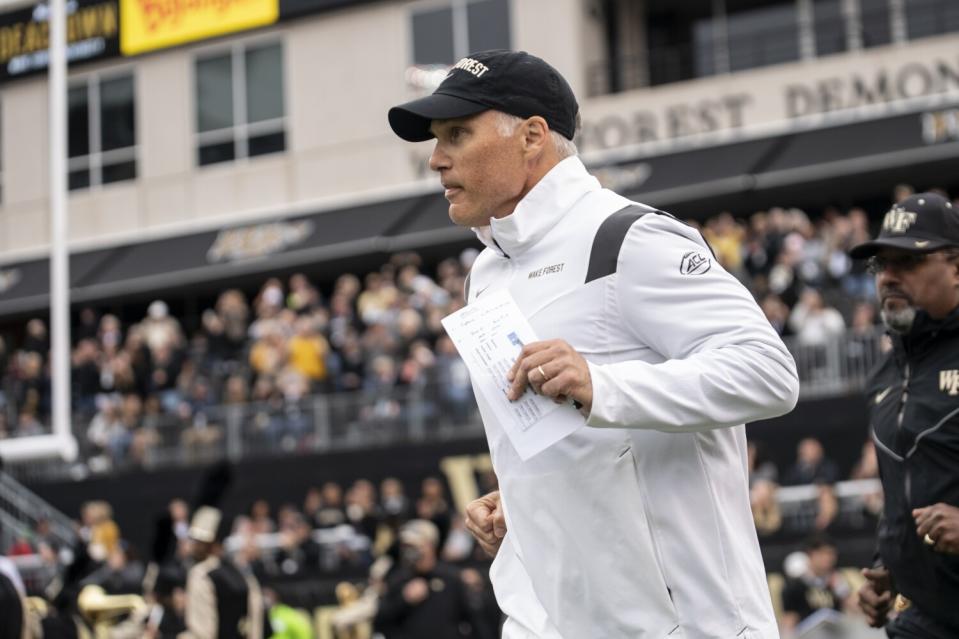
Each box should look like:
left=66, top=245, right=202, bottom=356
left=389, top=50, right=799, bottom=639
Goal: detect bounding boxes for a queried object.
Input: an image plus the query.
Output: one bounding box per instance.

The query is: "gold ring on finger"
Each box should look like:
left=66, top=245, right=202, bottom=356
left=924, top=533, right=936, bottom=547
left=537, top=365, right=549, bottom=382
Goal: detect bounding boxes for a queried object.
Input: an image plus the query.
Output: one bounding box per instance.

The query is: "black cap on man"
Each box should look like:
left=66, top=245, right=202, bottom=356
left=851, top=193, right=959, bottom=258
left=388, top=50, right=578, bottom=142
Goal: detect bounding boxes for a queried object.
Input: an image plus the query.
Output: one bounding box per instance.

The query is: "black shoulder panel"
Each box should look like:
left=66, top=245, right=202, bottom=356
left=585, top=204, right=656, bottom=284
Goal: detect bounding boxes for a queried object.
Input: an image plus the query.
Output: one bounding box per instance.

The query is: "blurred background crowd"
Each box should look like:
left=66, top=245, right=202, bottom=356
left=4, top=186, right=946, bottom=637
left=6, top=184, right=954, bottom=474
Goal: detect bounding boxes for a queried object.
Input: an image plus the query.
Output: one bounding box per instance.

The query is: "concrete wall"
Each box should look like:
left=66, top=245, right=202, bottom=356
left=0, top=0, right=957, bottom=260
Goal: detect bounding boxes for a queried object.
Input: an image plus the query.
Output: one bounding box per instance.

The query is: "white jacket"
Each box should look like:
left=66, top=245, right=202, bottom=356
left=467, top=157, right=799, bottom=639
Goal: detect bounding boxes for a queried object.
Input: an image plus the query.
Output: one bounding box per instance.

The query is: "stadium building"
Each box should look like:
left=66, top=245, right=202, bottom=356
left=0, top=0, right=957, bottom=634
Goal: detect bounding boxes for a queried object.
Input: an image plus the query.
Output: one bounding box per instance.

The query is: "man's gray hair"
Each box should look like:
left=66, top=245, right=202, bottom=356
left=494, top=111, right=578, bottom=159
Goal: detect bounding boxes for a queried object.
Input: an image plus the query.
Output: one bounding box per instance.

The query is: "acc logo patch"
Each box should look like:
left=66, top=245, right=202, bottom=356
left=680, top=251, right=711, bottom=275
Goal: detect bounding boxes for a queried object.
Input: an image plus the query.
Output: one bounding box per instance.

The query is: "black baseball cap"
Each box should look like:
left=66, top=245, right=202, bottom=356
left=850, top=192, right=959, bottom=258
left=388, top=50, right=579, bottom=142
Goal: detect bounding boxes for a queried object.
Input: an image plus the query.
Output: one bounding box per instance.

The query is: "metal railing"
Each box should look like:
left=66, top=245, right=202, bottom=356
left=0, top=472, right=77, bottom=549
left=782, top=328, right=885, bottom=400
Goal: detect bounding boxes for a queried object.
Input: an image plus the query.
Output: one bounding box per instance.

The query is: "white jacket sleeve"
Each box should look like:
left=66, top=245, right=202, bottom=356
left=586, top=214, right=799, bottom=432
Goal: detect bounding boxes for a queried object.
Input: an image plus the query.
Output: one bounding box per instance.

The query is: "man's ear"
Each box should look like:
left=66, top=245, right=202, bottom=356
left=521, top=116, right=549, bottom=157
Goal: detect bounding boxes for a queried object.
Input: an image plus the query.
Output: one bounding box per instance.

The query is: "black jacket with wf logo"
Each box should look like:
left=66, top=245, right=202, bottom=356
left=869, top=307, right=959, bottom=632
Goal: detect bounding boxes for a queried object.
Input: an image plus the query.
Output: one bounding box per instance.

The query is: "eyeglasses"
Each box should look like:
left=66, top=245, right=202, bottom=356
left=866, top=253, right=929, bottom=274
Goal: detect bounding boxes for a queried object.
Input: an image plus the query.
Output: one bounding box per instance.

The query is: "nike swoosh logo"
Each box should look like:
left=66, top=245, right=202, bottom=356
left=475, top=285, right=491, bottom=298
left=914, top=240, right=930, bottom=248
left=875, top=386, right=893, bottom=404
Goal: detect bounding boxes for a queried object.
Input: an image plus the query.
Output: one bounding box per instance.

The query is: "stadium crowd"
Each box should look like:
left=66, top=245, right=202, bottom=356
left=3, top=469, right=502, bottom=638
left=6, top=188, right=955, bottom=465
left=2, top=445, right=886, bottom=637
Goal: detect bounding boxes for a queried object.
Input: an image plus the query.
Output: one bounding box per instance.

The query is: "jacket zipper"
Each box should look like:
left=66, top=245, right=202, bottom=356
left=898, top=363, right=912, bottom=506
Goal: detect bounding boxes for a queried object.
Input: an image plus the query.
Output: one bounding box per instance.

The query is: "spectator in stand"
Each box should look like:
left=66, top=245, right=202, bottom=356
left=13, top=351, right=48, bottom=422
left=783, top=438, right=840, bottom=531
left=122, top=326, right=152, bottom=398
left=363, top=354, right=400, bottom=422
left=83, top=501, right=121, bottom=562
left=892, top=183, right=914, bottom=203
left=15, top=410, right=43, bottom=437
left=150, top=343, right=182, bottom=413
left=275, top=512, right=320, bottom=576
left=72, top=338, right=101, bottom=415
left=768, top=243, right=803, bottom=309
left=140, top=301, right=184, bottom=358
left=98, top=313, right=123, bottom=351
left=315, top=482, right=347, bottom=529
left=850, top=440, right=883, bottom=520
left=789, top=288, right=846, bottom=347
left=86, top=396, right=124, bottom=469
left=80, top=542, right=145, bottom=595
left=780, top=535, right=852, bottom=634
left=416, top=477, right=451, bottom=547
left=840, top=208, right=875, bottom=300
left=357, top=272, right=397, bottom=326
left=287, top=273, right=321, bottom=315
left=330, top=331, right=365, bottom=392
left=327, top=293, right=361, bottom=352
left=784, top=438, right=840, bottom=486
left=748, top=441, right=782, bottom=537
left=302, top=487, right=323, bottom=527
left=250, top=500, right=276, bottom=535
left=345, top=479, right=379, bottom=543
left=703, top=211, right=746, bottom=278
left=760, top=294, right=792, bottom=338
left=845, top=301, right=882, bottom=375
left=6, top=534, right=33, bottom=557
left=249, top=323, right=287, bottom=380
left=379, top=477, right=411, bottom=527
left=435, top=334, right=472, bottom=425
left=254, top=278, right=286, bottom=323
left=287, top=316, right=330, bottom=390
left=399, top=340, right=436, bottom=390
left=22, top=318, right=48, bottom=358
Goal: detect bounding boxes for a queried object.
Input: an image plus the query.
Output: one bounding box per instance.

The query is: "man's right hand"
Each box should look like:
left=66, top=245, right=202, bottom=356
left=465, top=490, right=506, bottom=557
left=858, top=566, right=893, bottom=628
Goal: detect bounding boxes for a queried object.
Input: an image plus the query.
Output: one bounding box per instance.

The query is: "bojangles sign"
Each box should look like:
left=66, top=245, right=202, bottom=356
left=120, top=0, right=278, bottom=56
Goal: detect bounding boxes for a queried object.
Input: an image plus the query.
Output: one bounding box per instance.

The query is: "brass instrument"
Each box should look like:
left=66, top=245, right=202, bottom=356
left=77, top=584, right=147, bottom=625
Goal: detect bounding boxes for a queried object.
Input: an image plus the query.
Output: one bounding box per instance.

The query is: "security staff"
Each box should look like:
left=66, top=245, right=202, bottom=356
left=180, top=507, right=265, bottom=639
left=852, top=193, right=959, bottom=638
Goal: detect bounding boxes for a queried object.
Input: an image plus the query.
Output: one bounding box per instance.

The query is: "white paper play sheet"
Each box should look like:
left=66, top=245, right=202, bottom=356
left=441, top=289, right=583, bottom=460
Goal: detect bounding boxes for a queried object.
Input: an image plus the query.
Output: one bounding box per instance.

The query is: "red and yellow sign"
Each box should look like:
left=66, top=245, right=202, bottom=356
left=120, top=0, right=278, bottom=56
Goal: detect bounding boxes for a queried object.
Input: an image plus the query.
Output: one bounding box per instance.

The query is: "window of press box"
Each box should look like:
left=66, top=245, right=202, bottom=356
left=812, top=0, right=847, bottom=57
left=68, top=74, right=137, bottom=191
left=858, top=0, right=892, bottom=48
left=195, top=41, right=286, bottom=167
left=717, top=1, right=801, bottom=74
left=905, top=0, right=959, bottom=41
left=411, top=0, right=511, bottom=66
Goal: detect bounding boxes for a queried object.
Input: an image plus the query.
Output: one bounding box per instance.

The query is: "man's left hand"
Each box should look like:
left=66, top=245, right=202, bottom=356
left=507, top=339, right=592, bottom=413
left=913, top=503, right=959, bottom=554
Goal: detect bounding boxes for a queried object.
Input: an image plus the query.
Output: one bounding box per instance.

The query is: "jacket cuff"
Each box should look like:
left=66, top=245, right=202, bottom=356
left=584, top=360, right=618, bottom=428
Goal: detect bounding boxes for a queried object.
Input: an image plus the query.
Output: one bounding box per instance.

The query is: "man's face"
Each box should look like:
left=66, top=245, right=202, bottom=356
left=873, top=248, right=959, bottom=331
left=807, top=545, right=837, bottom=577
left=428, top=111, right=528, bottom=228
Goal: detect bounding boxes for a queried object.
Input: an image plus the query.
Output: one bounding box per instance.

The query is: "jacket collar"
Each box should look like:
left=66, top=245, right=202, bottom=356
left=472, top=157, right=600, bottom=258
left=894, top=305, right=959, bottom=355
